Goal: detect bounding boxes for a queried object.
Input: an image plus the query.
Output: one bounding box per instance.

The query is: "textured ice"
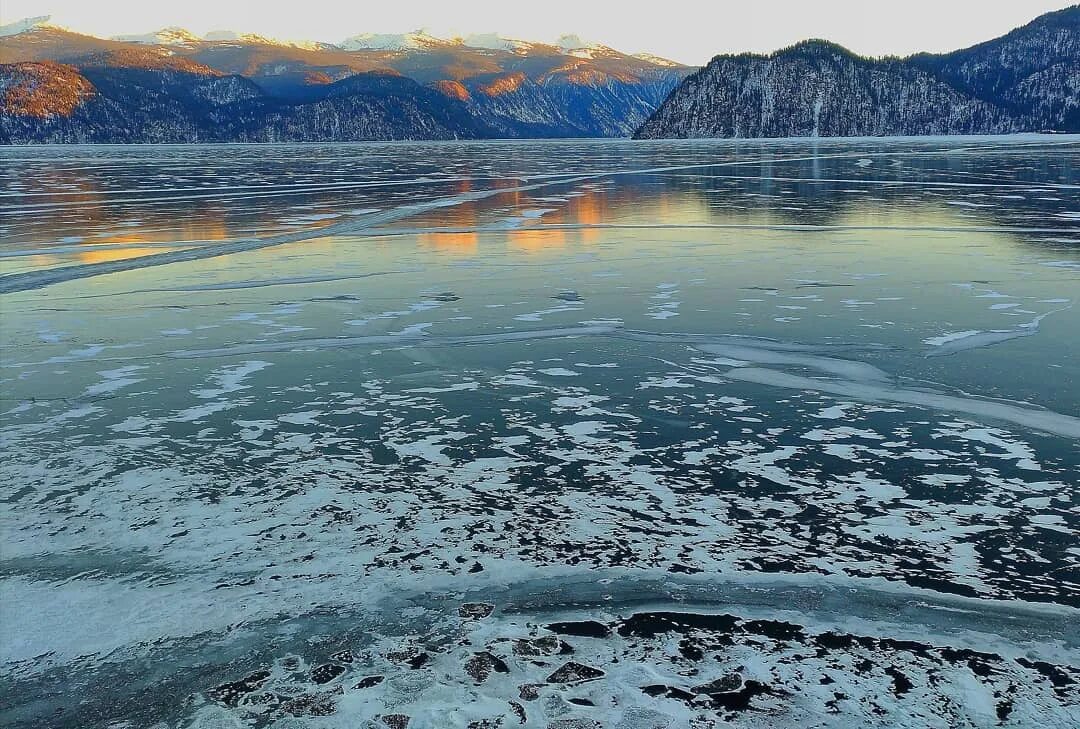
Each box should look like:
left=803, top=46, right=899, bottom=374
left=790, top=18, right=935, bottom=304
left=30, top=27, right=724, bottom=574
left=723, top=368, right=1080, bottom=438
left=923, top=308, right=1068, bottom=357
left=695, top=343, right=891, bottom=381
left=2, top=138, right=1078, bottom=729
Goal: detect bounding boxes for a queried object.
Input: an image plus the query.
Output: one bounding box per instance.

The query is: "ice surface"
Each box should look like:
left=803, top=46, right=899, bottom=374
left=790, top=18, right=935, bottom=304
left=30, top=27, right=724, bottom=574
left=1, top=137, right=1078, bottom=729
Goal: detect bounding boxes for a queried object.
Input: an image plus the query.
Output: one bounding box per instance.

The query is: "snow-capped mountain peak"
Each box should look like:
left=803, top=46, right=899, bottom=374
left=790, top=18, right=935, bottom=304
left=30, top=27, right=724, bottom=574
left=555, top=34, right=616, bottom=59
left=460, top=33, right=535, bottom=54
left=112, top=27, right=202, bottom=46
left=202, top=30, right=326, bottom=50
left=340, top=30, right=450, bottom=51
left=555, top=33, right=590, bottom=51
left=0, top=15, right=62, bottom=37
left=203, top=30, right=251, bottom=42
left=632, top=52, right=680, bottom=67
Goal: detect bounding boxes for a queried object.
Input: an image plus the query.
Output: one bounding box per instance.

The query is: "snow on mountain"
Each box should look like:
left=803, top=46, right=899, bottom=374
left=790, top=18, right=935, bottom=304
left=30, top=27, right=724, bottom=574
left=112, top=27, right=202, bottom=46
left=202, top=30, right=241, bottom=42
left=555, top=34, right=618, bottom=59
left=632, top=52, right=681, bottom=67
left=338, top=30, right=634, bottom=58
left=460, top=33, right=535, bottom=54
left=636, top=6, right=1079, bottom=139
left=555, top=34, right=590, bottom=52
left=202, top=30, right=326, bottom=50
left=340, top=30, right=450, bottom=51
left=0, top=15, right=58, bottom=37
left=0, top=16, right=691, bottom=142
left=0, top=19, right=678, bottom=67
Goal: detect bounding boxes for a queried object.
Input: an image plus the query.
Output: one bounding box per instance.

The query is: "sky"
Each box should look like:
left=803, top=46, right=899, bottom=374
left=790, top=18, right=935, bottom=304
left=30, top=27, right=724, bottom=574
left=1, top=1, right=1072, bottom=64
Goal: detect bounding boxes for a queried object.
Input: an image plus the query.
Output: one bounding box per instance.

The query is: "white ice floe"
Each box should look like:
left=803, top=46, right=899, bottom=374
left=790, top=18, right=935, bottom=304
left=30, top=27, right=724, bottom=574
left=724, top=367, right=1080, bottom=439
left=191, top=361, right=271, bottom=399
left=696, top=343, right=891, bottom=382
left=923, top=308, right=1068, bottom=357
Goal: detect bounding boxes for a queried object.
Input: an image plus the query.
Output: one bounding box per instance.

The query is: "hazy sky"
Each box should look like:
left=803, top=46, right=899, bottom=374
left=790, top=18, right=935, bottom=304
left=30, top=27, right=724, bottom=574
left=2, top=1, right=1071, bottom=64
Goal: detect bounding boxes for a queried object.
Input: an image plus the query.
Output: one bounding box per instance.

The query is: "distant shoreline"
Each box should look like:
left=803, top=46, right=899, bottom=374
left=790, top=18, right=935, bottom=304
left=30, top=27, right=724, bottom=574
left=2, top=132, right=1078, bottom=148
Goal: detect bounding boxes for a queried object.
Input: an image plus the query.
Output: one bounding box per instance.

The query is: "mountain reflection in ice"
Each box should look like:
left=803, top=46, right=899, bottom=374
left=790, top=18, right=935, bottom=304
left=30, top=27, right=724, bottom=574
left=1, top=138, right=1078, bottom=728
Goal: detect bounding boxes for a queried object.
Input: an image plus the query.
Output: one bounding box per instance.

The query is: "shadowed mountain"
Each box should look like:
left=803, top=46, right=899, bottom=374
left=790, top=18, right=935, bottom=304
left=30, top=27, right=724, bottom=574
left=909, top=5, right=1080, bottom=131
left=0, top=19, right=690, bottom=142
left=635, top=5, right=1080, bottom=139
left=0, top=63, right=493, bottom=143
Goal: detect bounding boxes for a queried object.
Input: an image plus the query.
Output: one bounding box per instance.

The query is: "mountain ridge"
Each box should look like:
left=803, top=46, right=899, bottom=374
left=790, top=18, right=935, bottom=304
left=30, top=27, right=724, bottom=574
left=635, top=6, right=1080, bottom=139
left=0, top=18, right=690, bottom=142
left=3, top=8, right=1077, bottom=143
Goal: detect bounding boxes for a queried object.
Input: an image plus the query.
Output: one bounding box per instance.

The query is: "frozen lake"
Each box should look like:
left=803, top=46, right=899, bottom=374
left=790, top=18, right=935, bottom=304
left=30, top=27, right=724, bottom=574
left=1, top=137, right=1078, bottom=728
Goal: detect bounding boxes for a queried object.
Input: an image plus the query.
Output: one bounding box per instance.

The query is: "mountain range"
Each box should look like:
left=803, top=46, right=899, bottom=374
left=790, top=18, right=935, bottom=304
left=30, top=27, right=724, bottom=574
left=0, top=18, right=689, bottom=143
left=636, top=5, right=1079, bottom=139
left=1, top=7, right=1077, bottom=143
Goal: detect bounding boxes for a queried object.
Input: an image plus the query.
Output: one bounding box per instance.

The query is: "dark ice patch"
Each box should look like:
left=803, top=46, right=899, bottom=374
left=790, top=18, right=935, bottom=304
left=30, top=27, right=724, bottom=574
left=281, top=691, right=338, bottom=717
left=519, top=683, right=543, bottom=701
left=642, top=684, right=697, bottom=702
left=546, top=661, right=605, bottom=684
left=311, top=663, right=346, bottom=684
left=885, top=667, right=914, bottom=695
left=705, top=680, right=777, bottom=712
left=466, top=651, right=510, bottom=683
left=546, top=720, right=602, bottom=729
left=206, top=670, right=270, bottom=706
left=459, top=602, right=495, bottom=619
left=468, top=719, right=503, bottom=729
left=354, top=675, right=385, bottom=689
left=617, top=611, right=739, bottom=638
left=692, top=673, right=743, bottom=695
left=509, top=700, right=527, bottom=723
left=546, top=620, right=611, bottom=638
